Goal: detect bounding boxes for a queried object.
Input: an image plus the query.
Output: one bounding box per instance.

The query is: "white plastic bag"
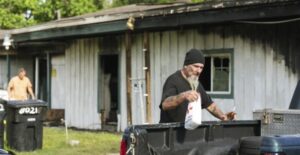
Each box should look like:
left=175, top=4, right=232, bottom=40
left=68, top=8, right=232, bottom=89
left=184, top=96, right=202, bottom=130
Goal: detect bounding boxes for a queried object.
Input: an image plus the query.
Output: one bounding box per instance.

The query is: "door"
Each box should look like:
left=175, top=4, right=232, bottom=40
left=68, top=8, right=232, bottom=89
left=99, top=54, right=119, bottom=124
left=51, top=55, right=65, bottom=109
left=35, top=57, right=47, bottom=101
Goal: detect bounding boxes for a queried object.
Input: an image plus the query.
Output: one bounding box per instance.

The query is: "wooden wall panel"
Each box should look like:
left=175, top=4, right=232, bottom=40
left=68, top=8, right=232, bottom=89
left=65, top=38, right=100, bottom=129
left=145, top=26, right=299, bottom=123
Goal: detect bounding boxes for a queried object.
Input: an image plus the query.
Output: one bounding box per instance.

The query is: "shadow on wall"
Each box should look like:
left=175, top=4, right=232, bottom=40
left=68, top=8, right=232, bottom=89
left=289, top=80, right=300, bottom=109
left=197, top=22, right=300, bottom=76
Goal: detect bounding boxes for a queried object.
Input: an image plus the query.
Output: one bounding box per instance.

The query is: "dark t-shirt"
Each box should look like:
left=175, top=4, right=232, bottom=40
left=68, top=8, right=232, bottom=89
left=159, top=70, right=213, bottom=123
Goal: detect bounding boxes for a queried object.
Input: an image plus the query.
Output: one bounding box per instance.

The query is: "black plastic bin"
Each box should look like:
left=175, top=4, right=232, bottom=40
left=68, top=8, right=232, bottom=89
left=0, top=102, right=5, bottom=149
left=2, top=99, right=47, bottom=152
left=239, top=135, right=300, bottom=155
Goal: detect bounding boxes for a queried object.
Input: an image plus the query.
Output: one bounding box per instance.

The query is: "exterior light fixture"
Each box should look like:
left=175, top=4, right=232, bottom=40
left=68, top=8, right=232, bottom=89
left=2, top=34, right=13, bottom=50
left=127, top=17, right=135, bottom=30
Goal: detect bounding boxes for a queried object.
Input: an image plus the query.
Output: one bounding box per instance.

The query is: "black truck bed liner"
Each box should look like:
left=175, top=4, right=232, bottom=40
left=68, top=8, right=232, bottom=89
left=124, top=120, right=261, bottom=155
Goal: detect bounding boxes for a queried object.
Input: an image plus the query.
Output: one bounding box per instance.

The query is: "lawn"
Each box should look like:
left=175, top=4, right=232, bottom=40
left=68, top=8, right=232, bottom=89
left=8, top=127, right=121, bottom=155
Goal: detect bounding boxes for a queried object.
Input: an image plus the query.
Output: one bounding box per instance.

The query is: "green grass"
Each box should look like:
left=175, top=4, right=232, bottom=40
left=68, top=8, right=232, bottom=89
left=8, top=127, right=121, bottom=155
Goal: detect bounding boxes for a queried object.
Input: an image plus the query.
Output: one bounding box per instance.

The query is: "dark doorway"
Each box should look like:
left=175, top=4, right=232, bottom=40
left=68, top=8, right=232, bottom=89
left=36, top=58, right=47, bottom=101
left=99, top=54, right=119, bottom=125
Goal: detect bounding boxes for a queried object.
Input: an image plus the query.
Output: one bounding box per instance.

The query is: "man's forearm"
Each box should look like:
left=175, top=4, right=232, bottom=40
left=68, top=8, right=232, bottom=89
left=28, top=88, right=35, bottom=99
left=162, top=93, right=186, bottom=110
left=206, top=103, right=226, bottom=120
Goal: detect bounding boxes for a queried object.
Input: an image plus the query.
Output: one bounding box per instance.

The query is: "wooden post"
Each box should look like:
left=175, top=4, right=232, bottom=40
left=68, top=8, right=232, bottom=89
left=144, top=32, right=152, bottom=123
left=125, top=32, right=132, bottom=125
left=35, top=57, right=39, bottom=98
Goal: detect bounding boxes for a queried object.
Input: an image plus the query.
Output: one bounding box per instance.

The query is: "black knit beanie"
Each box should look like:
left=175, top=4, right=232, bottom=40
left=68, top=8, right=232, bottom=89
left=184, top=49, right=205, bottom=66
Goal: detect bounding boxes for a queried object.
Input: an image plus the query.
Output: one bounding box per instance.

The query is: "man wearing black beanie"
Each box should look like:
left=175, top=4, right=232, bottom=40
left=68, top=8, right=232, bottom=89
left=159, top=49, right=236, bottom=123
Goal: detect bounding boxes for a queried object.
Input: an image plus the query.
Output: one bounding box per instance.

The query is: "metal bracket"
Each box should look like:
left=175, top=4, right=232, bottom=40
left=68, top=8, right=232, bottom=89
left=263, top=111, right=271, bottom=125
left=126, top=133, right=136, bottom=155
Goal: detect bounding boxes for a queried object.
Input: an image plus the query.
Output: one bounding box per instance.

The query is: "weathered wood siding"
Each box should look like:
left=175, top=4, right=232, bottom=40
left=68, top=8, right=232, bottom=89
left=59, top=23, right=300, bottom=130
left=130, top=34, right=147, bottom=125
left=65, top=38, right=100, bottom=129
left=129, top=24, right=299, bottom=124
left=51, top=54, right=66, bottom=109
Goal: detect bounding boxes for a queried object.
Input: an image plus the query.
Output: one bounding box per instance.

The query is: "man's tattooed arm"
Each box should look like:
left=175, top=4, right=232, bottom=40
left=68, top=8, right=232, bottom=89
left=161, top=93, right=187, bottom=110
left=206, top=103, right=227, bottom=120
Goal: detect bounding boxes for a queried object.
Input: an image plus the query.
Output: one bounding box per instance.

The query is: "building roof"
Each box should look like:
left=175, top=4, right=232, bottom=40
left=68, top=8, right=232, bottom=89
left=2, top=0, right=300, bottom=42
left=10, top=4, right=180, bottom=34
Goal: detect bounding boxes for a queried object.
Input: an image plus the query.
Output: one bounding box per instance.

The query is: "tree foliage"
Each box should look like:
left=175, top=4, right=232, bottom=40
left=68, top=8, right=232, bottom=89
left=0, top=0, right=103, bottom=29
left=0, top=0, right=37, bottom=29
left=0, top=0, right=206, bottom=29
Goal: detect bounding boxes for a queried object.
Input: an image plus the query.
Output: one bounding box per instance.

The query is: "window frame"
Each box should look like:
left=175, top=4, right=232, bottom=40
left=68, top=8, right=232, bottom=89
left=202, top=49, right=234, bottom=99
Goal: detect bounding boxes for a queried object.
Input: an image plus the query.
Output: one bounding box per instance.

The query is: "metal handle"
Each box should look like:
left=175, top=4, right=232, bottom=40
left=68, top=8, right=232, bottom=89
left=126, top=133, right=136, bottom=155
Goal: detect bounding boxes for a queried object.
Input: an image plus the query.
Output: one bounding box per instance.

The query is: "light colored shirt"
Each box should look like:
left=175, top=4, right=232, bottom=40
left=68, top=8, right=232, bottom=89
left=8, top=76, right=32, bottom=100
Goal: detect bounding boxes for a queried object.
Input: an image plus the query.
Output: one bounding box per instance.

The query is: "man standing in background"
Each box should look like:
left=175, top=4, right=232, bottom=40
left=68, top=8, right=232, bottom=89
left=7, top=68, right=35, bottom=100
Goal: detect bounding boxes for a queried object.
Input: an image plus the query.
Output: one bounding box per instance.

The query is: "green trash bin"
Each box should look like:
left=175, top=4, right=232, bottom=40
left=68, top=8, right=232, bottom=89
left=3, top=99, right=47, bottom=151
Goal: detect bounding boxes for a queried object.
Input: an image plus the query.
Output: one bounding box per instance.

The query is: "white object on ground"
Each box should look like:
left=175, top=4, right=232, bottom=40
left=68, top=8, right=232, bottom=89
left=69, top=139, right=80, bottom=146
left=62, top=118, right=80, bottom=146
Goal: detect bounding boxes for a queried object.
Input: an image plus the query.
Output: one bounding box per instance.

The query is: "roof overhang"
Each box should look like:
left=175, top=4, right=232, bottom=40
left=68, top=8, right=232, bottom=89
left=10, top=0, right=300, bottom=43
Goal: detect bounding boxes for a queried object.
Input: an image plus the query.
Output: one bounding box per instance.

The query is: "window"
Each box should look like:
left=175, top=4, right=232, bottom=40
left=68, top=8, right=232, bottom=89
left=199, top=49, right=234, bottom=98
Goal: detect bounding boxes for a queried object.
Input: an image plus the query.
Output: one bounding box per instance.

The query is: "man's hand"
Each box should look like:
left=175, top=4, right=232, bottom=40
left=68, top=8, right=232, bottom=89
left=182, top=90, right=199, bottom=102
left=219, top=111, right=237, bottom=121
left=207, top=103, right=237, bottom=121
left=226, top=111, right=237, bottom=120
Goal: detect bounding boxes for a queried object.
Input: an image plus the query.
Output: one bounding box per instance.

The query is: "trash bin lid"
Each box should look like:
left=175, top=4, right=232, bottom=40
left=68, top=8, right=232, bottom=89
left=5, top=99, right=47, bottom=108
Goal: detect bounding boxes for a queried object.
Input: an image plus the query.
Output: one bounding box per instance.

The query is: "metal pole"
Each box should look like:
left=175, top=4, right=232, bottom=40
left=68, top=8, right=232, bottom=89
left=6, top=55, right=10, bottom=85
left=35, top=57, right=39, bottom=98
left=138, top=80, right=145, bottom=124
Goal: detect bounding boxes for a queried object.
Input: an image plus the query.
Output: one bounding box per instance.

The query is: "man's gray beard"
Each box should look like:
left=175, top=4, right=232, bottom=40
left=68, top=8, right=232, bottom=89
left=187, top=75, right=199, bottom=90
